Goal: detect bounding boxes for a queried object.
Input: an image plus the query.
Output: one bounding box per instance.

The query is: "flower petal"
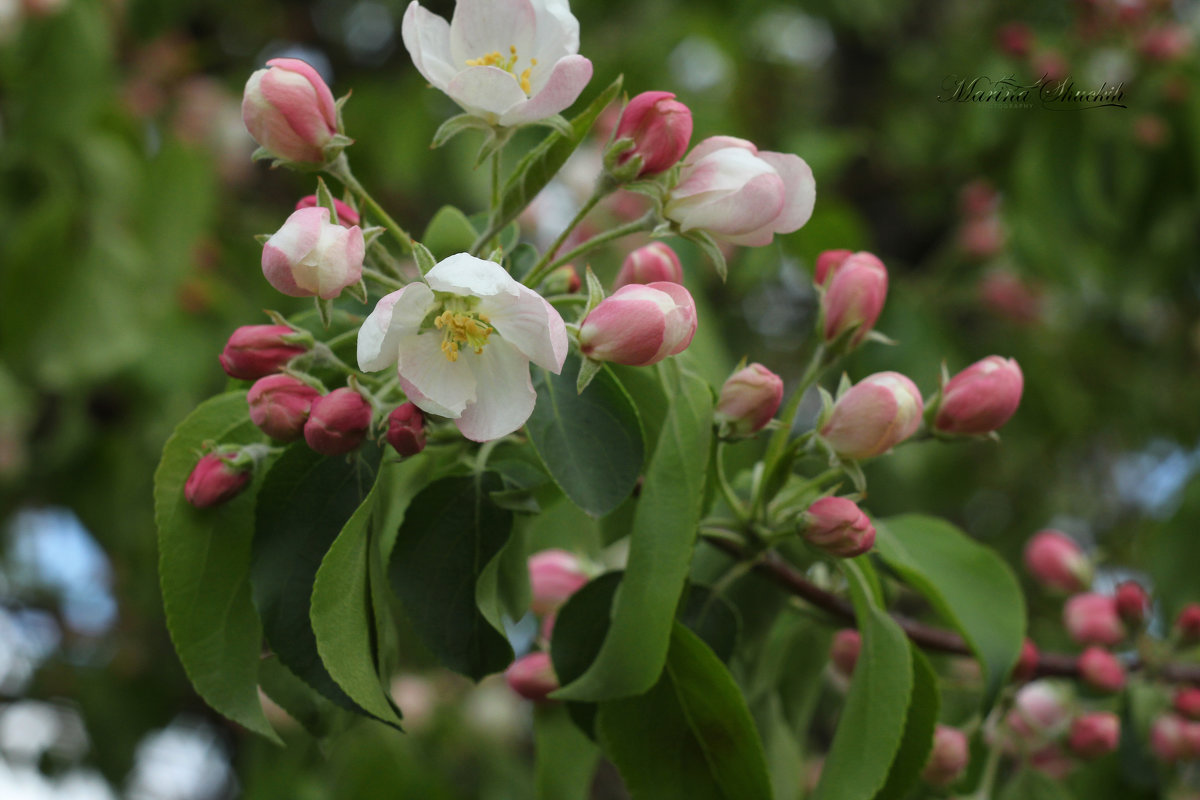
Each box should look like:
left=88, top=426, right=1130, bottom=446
left=357, top=282, right=436, bottom=371
left=454, top=339, right=536, bottom=441
left=683, top=135, right=756, bottom=166
left=445, top=66, right=529, bottom=122
left=401, top=1, right=459, bottom=89
left=449, top=0, right=536, bottom=66
left=529, top=0, right=581, bottom=65
left=499, top=54, right=593, bottom=126
left=668, top=171, right=785, bottom=238
left=265, top=58, right=337, bottom=131
left=426, top=253, right=522, bottom=298
left=758, top=151, right=816, bottom=234
left=396, top=332, right=477, bottom=416
left=479, top=285, right=568, bottom=372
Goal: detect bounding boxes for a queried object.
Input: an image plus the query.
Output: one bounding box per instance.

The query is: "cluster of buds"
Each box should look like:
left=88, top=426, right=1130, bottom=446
left=993, top=681, right=1120, bottom=775
left=1151, top=685, right=1200, bottom=763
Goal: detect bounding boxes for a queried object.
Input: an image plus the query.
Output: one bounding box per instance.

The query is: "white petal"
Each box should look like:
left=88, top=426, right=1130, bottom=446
left=683, top=135, right=756, bottom=166
left=449, top=0, right=536, bottom=66
left=498, top=55, right=592, bottom=126
left=401, top=2, right=458, bottom=89
left=445, top=66, right=529, bottom=121
left=758, top=151, right=816, bottom=234
left=479, top=285, right=568, bottom=372
left=530, top=0, right=581, bottom=68
left=357, top=282, right=435, bottom=371
left=454, top=339, right=536, bottom=441
left=426, top=253, right=522, bottom=298
left=395, top=332, right=477, bottom=416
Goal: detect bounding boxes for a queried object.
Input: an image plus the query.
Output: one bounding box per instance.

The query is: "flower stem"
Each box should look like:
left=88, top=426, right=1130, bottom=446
left=715, top=442, right=749, bottom=523
left=326, top=154, right=413, bottom=253
left=523, top=211, right=656, bottom=289
left=524, top=190, right=605, bottom=284
left=362, top=266, right=405, bottom=291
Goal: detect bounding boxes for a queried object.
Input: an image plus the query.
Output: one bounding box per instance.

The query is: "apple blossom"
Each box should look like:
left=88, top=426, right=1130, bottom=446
left=1115, top=580, right=1150, bottom=626
left=1064, top=593, right=1125, bottom=646
left=219, top=324, right=309, bottom=380
left=818, top=372, right=924, bottom=460
left=829, top=629, right=861, bottom=678
left=1077, top=647, right=1126, bottom=693
left=1013, top=638, right=1039, bottom=682
left=528, top=549, right=589, bottom=616
left=1023, top=529, right=1092, bottom=594
left=578, top=282, right=697, bottom=366
left=922, top=726, right=969, bottom=787
left=664, top=135, right=815, bottom=246
left=819, top=251, right=888, bottom=346
left=185, top=452, right=252, bottom=509
left=358, top=253, right=568, bottom=442
left=614, top=242, right=684, bottom=288
left=1176, top=688, right=1200, bottom=720
left=1176, top=603, right=1200, bottom=642
left=1151, top=714, right=1191, bottom=763
left=813, top=249, right=852, bottom=286
left=612, top=91, right=692, bottom=177
left=305, top=388, right=373, bottom=455
left=1008, top=681, right=1071, bottom=740
left=1068, top=713, right=1120, bottom=760
left=248, top=374, right=321, bottom=442
left=386, top=403, right=426, bottom=456
left=505, top=651, right=558, bottom=701
left=714, top=363, right=784, bottom=437
left=803, top=496, right=876, bottom=557
left=261, top=206, right=365, bottom=300
left=934, top=356, right=1024, bottom=436
left=242, top=58, right=339, bottom=164
left=400, top=0, right=593, bottom=127
left=295, top=194, right=361, bottom=227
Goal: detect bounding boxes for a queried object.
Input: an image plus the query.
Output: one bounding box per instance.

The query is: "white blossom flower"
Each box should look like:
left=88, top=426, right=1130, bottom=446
left=358, top=254, right=568, bottom=442
left=401, top=0, right=593, bottom=127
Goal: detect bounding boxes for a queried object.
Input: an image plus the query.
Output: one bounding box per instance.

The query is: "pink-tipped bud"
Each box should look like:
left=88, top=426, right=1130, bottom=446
left=820, top=252, right=888, bottom=346
left=1023, top=530, right=1092, bottom=594
left=295, top=195, right=361, bottom=227
left=262, top=207, right=365, bottom=300
left=1029, top=744, right=1074, bottom=780
left=1009, top=681, right=1071, bottom=740
left=715, top=363, right=784, bottom=437
left=1176, top=604, right=1200, bottom=642
left=219, top=325, right=309, bottom=380
left=304, top=388, right=373, bottom=455
left=579, top=282, right=697, bottom=366
left=613, top=91, right=693, bottom=177
left=184, top=452, right=252, bottom=509
left=813, top=249, right=852, bottom=286
left=803, top=497, right=876, bottom=558
left=242, top=58, right=338, bottom=164
left=1175, top=688, right=1200, bottom=720
left=818, top=372, right=924, bottom=460
left=247, top=374, right=321, bottom=442
left=922, top=725, right=969, bottom=787
left=1140, top=25, right=1191, bottom=62
left=386, top=403, right=425, bottom=456
left=1068, top=712, right=1120, bottom=760
left=829, top=629, right=861, bottom=678
left=1115, top=581, right=1150, bottom=627
left=1064, top=593, right=1126, bottom=647
left=1077, top=647, right=1126, bottom=693
left=1151, top=714, right=1191, bottom=763
left=934, top=356, right=1024, bottom=436
left=543, top=264, right=582, bottom=295
left=1013, top=638, right=1039, bottom=682
left=505, top=652, right=559, bottom=701
left=528, top=550, right=589, bottom=616
left=996, top=22, right=1033, bottom=58
left=614, top=242, right=684, bottom=289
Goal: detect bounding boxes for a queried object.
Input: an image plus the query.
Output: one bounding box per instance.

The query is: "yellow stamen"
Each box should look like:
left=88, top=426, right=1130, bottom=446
left=465, top=47, right=536, bottom=95
left=434, top=309, right=493, bottom=361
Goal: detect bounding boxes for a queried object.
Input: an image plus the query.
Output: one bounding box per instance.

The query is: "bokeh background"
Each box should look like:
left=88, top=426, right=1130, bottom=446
left=1, top=0, right=1199, bottom=796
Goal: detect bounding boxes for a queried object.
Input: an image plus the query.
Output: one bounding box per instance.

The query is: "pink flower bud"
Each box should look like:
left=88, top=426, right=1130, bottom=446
left=1151, top=715, right=1191, bottom=763
left=1030, top=744, right=1074, bottom=779
left=959, top=179, right=1000, bottom=219
left=304, top=388, right=373, bottom=455
left=614, top=242, right=684, bottom=289
left=829, top=629, right=861, bottom=678
left=1023, top=530, right=1092, bottom=594
left=1013, top=638, right=1040, bottom=682
left=219, top=325, right=308, bottom=380
left=505, top=651, right=559, bottom=701
left=813, top=249, right=852, bottom=286
left=803, top=497, right=876, bottom=558
left=242, top=58, right=338, bottom=164
left=922, top=725, right=969, bottom=787
left=262, top=207, right=365, bottom=300
left=184, top=452, right=252, bottom=509
left=715, top=363, right=784, bottom=436
left=977, top=269, right=1043, bottom=325
left=579, top=282, right=697, bottom=366
left=996, top=22, right=1033, bottom=58
left=1140, top=25, right=1191, bottom=62
left=818, top=372, right=924, bottom=460
left=295, top=194, right=361, bottom=227
left=934, top=356, right=1024, bottom=436
left=528, top=549, right=589, bottom=616
left=543, top=264, right=582, bottom=295
left=1009, top=681, right=1071, bottom=740
left=386, top=403, right=425, bottom=456
left=820, top=252, right=888, bottom=346
left=1115, top=581, right=1150, bottom=627
left=958, top=216, right=1005, bottom=259
left=613, top=91, right=693, bottom=177
left=1077, top=647, right=1126, bottom=693
left=1064, top=593, right=1126, bottom=647
left=248, top=374, right=321, bottom=441
left=1068, top=712, right=1120, bottom=760
left=1176, top=604, right=1200, bottom=642
left=1175, top=688, right=1200, bottom=720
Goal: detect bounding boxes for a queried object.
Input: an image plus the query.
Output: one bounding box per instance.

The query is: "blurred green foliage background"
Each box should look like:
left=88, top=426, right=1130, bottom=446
left=1, top=0, right=1199, bottom=796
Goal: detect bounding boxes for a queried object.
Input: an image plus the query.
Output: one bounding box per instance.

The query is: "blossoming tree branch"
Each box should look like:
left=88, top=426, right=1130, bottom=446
left=152, top=0, right=1200, bottom=797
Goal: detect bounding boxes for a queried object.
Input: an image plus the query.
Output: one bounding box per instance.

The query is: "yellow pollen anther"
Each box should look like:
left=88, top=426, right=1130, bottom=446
left=465, top=46, right=535, bottom=93
left=434, top=309, right=493, bottom=361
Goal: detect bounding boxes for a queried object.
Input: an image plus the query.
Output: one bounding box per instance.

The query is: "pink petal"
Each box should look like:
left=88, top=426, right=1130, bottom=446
left=683, top=135, right=756, bottom=166
left=266, top=58, right=337, bottom=130
left=500, top=55, right=593, bottom=125
left=669, top=171, right=785, bottom=238
left=758, top=151, right=816, bottom=234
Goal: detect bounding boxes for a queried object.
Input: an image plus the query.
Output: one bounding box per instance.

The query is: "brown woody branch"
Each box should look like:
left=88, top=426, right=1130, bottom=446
left=707, top=538, right=1200, bottom=685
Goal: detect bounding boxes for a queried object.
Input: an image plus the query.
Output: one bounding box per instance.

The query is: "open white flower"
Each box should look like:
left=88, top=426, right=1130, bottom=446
left=358, top=254, right=568, bottom=442
left=401, top=0, right=593, bottom=127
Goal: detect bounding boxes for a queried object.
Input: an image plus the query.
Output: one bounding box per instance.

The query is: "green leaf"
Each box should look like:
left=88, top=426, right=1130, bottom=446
left=875, top=513, right=1025, bottom=710
left=154, top=393, right=281, bottom=743
left=389, top=473, right=514, bottom=680
left=876, top=646, right=941, bottom=800
left=527, top=353, right=644, bottom=518
left=678, top=585, right=740, bottom=664
left=422, top=205, right=479, bottom=260
left=258, top=655, right=342, bottom=739
left=310, top=474, right=404, bottom=729
left=555, top=365, right=713, bottom=701
left=494, top=76, right=623, bottom=233
left=534, top=704, right=601, bottom=800
left=252, top=443, right=381, bottom=712
left=597, top=623, right=773, bottom=800
left=999, top=769, right=1075, bottom=800
left=811, top=559, right=913, bottom=800
left=476, top=523, right=530, bottom=630
left=430, top=113, right=491, bottom=148
left=688, top=229, right=728, bottom=282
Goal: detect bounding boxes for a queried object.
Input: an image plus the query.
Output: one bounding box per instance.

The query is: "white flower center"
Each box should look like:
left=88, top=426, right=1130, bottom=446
left=465, top=45, right=538, bottom=94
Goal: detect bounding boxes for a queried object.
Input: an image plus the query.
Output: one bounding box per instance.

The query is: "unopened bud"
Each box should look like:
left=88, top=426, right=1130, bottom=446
left=829, top=629, right=861, bottom=678
left=1013, top=638, right=1039, bottom=682
left=262, top=207, right=365, bottom=300
left=813, top=249, right=852, bottom=286
left=528, top=550, right=589, bottom=616
left=304, top=388, right=373, bottom=455
left=1176, top=603, right=1200, bottom=642
left=1077, top=647, right=1126, bottom=693
left=819, top=252, right=888, bottom=347
left=612, top=91, right=693, bottom=177
left=296, top=194, right=361, bottom=227
left=818, top=372, right=924, bottom=460
left=386, top=403, right=426, bottom=456
left=1030, top=744, right=1074, bottom=780
left=1115, top=581, right=1150, bottom=627
left=242, top=58, right=339, bottom=165
left=922, top=725, right=969, bottom=787
left=614, top=242, right=684, bottom=288
left=579, top=282, right=697, bottom=366
left=1023, top=530, right=1092, bottom=594
left=1009, top=681, right=1071, bottom=740
left=185, top=451, right=252, bottom=509
left=803, top=497, right=876, bottom=558
left=542, top=264, right=581, bottom=295
left=219, top=325, right=309, bottom=380
left=1064, top=593, right=1125, bottom=647
left=248, top=374, right=321, bottom=441
left=505, top=652, right=559, bottom=701
left=1151, top=714, right=1191, bottom=763
left=1068, top=712, right=1120, bottom=760
left=715, top=363, right=783, bottom=437
left=1175, top=688, right=1200, bottom=720
left=933, top=356, right=1023, bottom=436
